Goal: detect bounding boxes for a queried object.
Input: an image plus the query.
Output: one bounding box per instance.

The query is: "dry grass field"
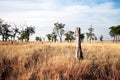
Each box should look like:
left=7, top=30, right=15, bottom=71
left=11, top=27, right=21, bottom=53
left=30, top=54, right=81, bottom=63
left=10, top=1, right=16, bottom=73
left=0, top=41, right=120, bottom=80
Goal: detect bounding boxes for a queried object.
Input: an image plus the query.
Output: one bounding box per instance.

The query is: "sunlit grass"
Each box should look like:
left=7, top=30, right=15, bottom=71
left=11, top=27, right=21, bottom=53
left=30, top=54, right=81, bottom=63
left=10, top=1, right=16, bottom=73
left=0, top=41, right=120, bottom=80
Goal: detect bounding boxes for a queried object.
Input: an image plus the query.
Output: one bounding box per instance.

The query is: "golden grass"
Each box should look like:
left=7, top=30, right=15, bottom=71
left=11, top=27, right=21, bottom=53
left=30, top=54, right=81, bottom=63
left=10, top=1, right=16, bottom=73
left=0, top=41, right=120, bottom=80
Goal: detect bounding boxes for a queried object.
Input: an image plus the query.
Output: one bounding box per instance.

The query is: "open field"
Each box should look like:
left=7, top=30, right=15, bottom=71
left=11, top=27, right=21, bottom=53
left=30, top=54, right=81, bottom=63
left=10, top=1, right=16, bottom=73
left=0, top=41, right=120, bottom=80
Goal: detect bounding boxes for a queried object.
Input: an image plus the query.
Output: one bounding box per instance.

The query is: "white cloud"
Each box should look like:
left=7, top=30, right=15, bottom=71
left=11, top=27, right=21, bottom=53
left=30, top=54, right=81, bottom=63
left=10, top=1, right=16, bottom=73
left=0, top=0, right=120, bottom=41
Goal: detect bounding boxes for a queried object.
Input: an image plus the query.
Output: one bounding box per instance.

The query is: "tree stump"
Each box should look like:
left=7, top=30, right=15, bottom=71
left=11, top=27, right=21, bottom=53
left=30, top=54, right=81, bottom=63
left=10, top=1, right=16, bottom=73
left=76, top=27, right=83, bottom=60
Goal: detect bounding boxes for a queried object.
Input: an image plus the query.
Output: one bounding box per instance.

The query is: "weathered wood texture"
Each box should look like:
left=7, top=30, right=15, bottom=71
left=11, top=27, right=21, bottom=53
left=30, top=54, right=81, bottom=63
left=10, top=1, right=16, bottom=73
left=76, top=27, right=83, bottom=60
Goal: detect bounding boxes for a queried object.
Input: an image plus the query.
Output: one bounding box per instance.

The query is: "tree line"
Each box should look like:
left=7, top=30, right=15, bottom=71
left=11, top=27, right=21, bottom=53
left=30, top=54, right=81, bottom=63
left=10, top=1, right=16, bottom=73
left=0, top=18, right=120, bottom=42
left=0, top=18, right=35, bottom=42
left=44, top=22, right=104, bottom=42
left=44, top=22, right=85, bottom=42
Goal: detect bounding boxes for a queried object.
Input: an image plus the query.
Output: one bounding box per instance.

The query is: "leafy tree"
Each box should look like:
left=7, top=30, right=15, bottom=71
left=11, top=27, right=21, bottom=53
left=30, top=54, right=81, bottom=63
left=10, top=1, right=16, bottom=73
left=53, top=22, right=65, bottom=42
left=36, top=37, right=40, bottom=41
left=18, top=26, right=35, bottom=42
left=116, top=25, right=120, bottom=41
left=86, top=26, right=95, bottom=42
left=109, top=26, right=116, bottom=42
left=9, top=26, right=19, bottom=41
left=65, top=31, right=75, bottom=42
left=86, top=32, right=90, bottom=42
left=100, top=35, right=103, bottom=42
left=80, top=33, right=85, bottom=41
left=109, top=25, right=120, bottom=42
left=18, top=30, right=26, bottom=42
left=35, top=36, right=42, bottom=41
left=1, top=23, right=10, bottom=41
left=0, top=19, right=11, bottom=41
left=46, top=32, right=57, bottom=42
left=51, top=32, right=57, bottom=42
left=25, top=26, right=35, bottom=41
left=46, top=34, right=52, bottom=42
left=0, top=19, right=20, bottom=42
left=39, top=37, right=42, bottom=41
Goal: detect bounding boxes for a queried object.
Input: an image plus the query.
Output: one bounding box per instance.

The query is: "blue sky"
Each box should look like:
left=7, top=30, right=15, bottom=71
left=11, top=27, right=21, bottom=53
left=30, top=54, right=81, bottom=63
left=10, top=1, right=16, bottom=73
left=0, top=0, right=120, bottom=41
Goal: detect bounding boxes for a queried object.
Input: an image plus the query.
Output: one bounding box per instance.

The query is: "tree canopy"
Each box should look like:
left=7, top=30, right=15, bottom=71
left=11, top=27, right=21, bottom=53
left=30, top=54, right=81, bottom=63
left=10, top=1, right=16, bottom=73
left=53, top=22, right=65, bottom=42
left=65, top=31, right=75, bottom=42
left=109, top=25, right=120, bottom=42
left=86, top=26, right=95, bottom=42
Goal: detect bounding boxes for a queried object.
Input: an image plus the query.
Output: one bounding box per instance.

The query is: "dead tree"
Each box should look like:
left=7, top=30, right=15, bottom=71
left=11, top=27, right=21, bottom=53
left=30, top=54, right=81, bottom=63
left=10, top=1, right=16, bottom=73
left=76, top=27, right=83, bottom=60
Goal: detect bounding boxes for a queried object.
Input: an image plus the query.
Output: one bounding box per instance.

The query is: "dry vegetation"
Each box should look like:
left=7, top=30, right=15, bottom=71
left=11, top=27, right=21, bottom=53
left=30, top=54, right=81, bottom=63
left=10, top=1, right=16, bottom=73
left=0, top=41, right=120, bottom=80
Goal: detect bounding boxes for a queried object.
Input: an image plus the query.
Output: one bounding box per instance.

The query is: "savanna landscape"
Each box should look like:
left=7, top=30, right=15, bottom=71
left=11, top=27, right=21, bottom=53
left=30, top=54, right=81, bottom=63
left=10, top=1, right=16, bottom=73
left=0, top=41, right=120, bottom=80
left=0, top=0, right=120, bottom=80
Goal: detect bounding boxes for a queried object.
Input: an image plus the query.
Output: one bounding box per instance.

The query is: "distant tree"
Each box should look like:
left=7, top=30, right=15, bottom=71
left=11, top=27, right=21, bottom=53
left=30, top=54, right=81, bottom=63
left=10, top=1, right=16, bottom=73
left=117, top=25, right=120, bottom=41
left=109, top=25, right=120, bottom=42
left=1, top=23, right=10, bottom=41
left=65, top=31, right=75, bottom=42
left=100, top=35, right=103, bottom=42
left=46, top=34, right=52, bottom=42
left=0, top=19, right=20, bottom=42
left=35, top=36, right=42, bottom=41
left=88, top=26, right=95, bottom=42
left=53, top=22, right=65, bottom=42
left=51, top=32, right=57, bottom=42
left=91, top=35, right=97, bottom=41
left=9, top=26, right=19, bottom=41
left=86, top=26, right=95, bottom=42
left=25, top=26, right=35, bottom=41
left=36, top=37, right=40, bottom=41
left=80, top=33, right=85, bottom=41
left=109, top=26, right=116, bottom=42
left=18, top=30, right=26, bottom=42
left=18, top=26, right=35, bottom=42
left=94, top=36, right=97, bottom=41
left=39, top=37, right=42, bottom=41
left=86, top=32, right=90, bottom=42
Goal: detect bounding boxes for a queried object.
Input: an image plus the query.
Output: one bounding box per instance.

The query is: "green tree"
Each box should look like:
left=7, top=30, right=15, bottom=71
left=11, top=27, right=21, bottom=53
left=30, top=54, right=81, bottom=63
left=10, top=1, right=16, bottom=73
left=36, top=37, right=40, bottom=41
left=35, top=36, right=42, bottom=41
left=100, top=35, right=103, bottom=42
left=18, top=26, right=35, bottom=42
left=24, top=26, right=35, bottom=42
left=46, top=34, right=52, bottom=42
left=94, top=36, right=97, bottom=41
left=53, top=22, right=65, bottom=42
left=0, top=19, right=11, bottom=41
left=116, top=25, right=120, bottom=41
left=80, top=33, right=85, bottom=41
left=18, top=30, right=26, bottom=42
left=86, top=26, right=95, bottom=42
left=86, top=32, right=90, bottom=42
left=51, top=32, right=57, bottom=42
left=109, top=25, right=120, bottom=42
left=9, top=26, right=19, bottom=41
left=65, top=31, right=75, bottom=42
left=109, top=26, right=116, bottom=42
left=1, top=23, right=10, bottom=41
left=0, top=19, right=20, bottom=41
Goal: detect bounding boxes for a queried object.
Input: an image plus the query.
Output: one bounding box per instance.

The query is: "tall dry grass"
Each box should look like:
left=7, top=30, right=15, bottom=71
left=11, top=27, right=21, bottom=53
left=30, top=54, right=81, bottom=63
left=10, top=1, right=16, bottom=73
left=0, top=41, right=120, bottom=80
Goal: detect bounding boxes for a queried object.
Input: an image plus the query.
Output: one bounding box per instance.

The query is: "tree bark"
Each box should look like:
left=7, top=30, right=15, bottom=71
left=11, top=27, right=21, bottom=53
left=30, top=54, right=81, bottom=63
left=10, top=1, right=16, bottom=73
left=59, top=36, right=62, bottom=42
left=76, top=27, right=83, bottom=60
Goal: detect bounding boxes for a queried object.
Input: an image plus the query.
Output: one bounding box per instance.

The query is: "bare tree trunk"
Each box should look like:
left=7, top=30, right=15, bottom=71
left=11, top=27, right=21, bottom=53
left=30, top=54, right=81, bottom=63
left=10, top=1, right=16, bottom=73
left=113, top=36, right=115, bottom=43
left=59, top=36, right=62, bottom=42
left=75, top=27, right=83, bottom=60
